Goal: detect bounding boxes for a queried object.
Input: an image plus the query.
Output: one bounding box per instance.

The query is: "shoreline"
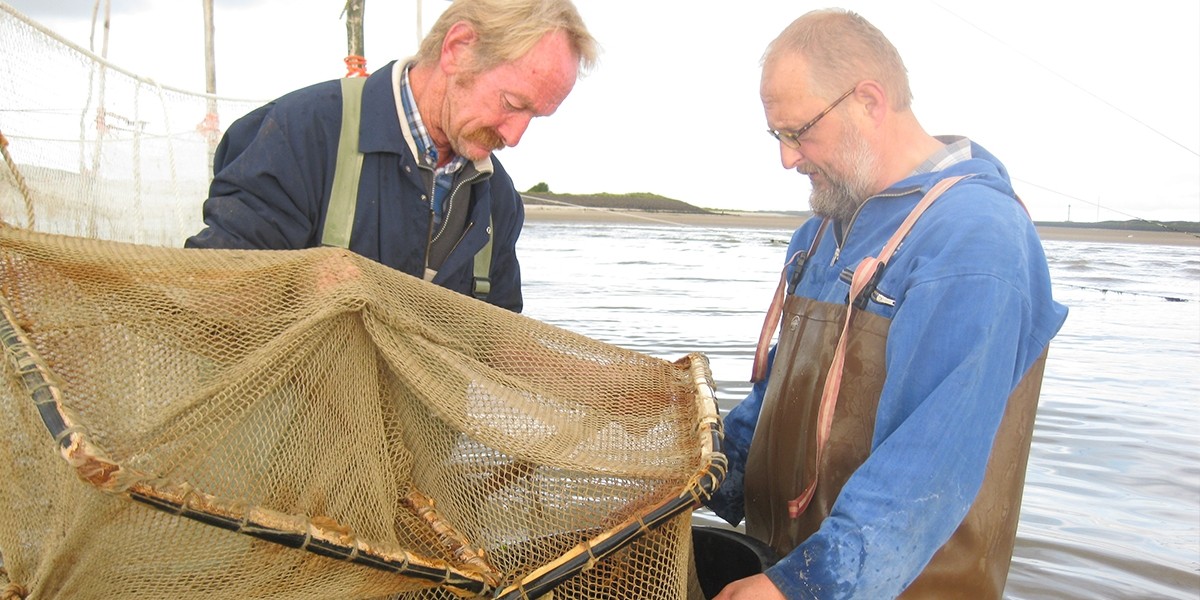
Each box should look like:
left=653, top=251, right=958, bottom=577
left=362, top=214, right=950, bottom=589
left=523, top=206, right=1200, bottom=247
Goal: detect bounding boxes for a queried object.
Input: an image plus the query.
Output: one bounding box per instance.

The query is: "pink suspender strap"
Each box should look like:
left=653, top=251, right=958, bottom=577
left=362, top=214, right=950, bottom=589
left=751, top=221, right=828, bottom=383
left=787, top=175, right=968, bottom=518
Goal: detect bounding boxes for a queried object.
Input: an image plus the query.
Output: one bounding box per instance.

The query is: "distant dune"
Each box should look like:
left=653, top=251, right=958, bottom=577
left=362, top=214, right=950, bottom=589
left=521, top=191, right=717, bottom=214
left=520, top=192, right=1200, bottom=246
left=1032, top=220, right=1200, bottom=234
left=520, top=191, right=809, bottom=219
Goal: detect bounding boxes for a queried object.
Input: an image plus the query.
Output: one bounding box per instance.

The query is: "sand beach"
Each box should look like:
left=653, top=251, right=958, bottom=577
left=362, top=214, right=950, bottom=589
left=524, top=205, right=1200, bottom=247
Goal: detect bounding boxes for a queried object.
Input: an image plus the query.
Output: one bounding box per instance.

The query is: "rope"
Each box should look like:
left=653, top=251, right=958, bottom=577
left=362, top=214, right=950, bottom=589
left=195, top=113, right=220, bottom=139
left=1016, top=177, right=1200, bottom=240
left=344, top=55, right=367, bottom=78
left=1, top=582, right=28, bottom=600
left=933, top=2, right=1198, bottom=159
left=0, top=129, right=35, bottom=228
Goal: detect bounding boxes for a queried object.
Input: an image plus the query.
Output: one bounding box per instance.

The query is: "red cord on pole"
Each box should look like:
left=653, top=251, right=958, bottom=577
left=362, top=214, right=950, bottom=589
left=344, top=55, right=368, bottom=78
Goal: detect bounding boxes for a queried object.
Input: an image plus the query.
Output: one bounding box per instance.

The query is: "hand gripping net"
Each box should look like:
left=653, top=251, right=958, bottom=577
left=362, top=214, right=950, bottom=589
left=0, top=5, right=725, bottom=597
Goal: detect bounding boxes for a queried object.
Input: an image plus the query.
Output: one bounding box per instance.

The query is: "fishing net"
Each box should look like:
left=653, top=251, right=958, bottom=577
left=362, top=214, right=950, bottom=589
left=0, top=4, right=724, bottom=599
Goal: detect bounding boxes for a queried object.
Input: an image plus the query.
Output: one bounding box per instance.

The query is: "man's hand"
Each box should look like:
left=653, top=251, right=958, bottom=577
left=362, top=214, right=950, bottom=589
left=713, top=573, right=787, bottom=599
left=314, top=250, right=362, bottom=294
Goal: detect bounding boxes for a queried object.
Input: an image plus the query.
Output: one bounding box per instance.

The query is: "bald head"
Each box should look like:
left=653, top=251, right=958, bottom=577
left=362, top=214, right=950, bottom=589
left=759, top=9, right=947, bottom=219
left=762, top=8, right=912, bottom=111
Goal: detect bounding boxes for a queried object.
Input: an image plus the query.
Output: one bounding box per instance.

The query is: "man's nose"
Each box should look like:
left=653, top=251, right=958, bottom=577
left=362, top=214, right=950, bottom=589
left=779, top=144, right=805, bottom=169
left=498, top=113, right=534, bottom=148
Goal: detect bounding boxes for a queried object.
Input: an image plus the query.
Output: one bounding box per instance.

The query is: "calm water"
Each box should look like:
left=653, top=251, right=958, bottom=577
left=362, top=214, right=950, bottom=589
left=517, top=221, right=1200, bottom=600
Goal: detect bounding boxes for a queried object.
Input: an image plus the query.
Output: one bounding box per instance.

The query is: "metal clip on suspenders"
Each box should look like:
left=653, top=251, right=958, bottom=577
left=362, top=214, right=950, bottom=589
left=322, top=76, right=494, bottom=301
left=749, top=175, right=968, bottom=518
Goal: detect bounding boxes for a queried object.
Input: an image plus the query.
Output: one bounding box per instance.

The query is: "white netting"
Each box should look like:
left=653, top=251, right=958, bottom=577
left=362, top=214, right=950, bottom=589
left=0, top=1, right=261, bottom=246
left=0, top=4, right=724, bottom=599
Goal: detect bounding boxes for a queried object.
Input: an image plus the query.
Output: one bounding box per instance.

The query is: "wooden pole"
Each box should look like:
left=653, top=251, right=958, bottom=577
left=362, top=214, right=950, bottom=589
left=202, top=0, right=219, bottom=170
left=84, top=0, right=112, bottom=238
left=344, top=0, right=366, bottom=76
left=203, top=0, right=217, bottom=97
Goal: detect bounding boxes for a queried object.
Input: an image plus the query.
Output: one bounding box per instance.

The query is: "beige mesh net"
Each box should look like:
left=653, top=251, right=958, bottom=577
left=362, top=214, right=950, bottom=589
left=0, top=4, right=724, bottom=599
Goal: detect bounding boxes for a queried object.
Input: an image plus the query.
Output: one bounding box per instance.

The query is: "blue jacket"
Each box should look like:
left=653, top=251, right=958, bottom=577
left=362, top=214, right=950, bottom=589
left=708, top=141, right=1068, bottom=597
left=185, top=61, right=524, bottom=312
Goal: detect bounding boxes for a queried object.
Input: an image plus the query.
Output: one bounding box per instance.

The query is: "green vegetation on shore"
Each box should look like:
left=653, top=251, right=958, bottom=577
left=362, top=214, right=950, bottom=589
left=520, top=190, right=715, bottom=215
left=1034, top=220, right=1200, bottom=233
left=521, top=186, right=1197, bottom=233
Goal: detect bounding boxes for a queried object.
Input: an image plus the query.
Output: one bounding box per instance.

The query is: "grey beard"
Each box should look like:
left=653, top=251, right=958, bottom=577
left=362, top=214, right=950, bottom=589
left=809, top=178, right=864, bottom=223
left=807, top=125, right=878, bottom=223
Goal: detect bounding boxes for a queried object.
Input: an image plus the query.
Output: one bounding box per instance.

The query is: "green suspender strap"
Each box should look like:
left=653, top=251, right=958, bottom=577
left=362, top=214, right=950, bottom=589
left=322, top=75, right=494, bottom=301
left=472, top=222, right=492, bottom=299
left=321, top=76, right=367, bottom=249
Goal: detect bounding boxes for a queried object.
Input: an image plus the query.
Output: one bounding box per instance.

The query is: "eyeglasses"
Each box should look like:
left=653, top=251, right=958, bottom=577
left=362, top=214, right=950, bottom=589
left=766, top=86, right=856, bottom=149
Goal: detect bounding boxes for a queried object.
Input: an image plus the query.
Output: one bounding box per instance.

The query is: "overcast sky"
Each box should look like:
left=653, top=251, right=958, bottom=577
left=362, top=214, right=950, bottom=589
left=7, top=0, right=1199, bottom=223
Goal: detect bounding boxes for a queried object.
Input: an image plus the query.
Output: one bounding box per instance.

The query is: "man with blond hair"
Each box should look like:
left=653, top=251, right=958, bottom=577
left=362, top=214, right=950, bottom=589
left=187, top=0, right=597, bottom=313
left=704, top=8, right=1066, bottom=599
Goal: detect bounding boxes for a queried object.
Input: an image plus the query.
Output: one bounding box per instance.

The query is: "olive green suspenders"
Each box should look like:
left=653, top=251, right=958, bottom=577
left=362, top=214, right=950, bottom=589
left=321, top=77, right=366, bottom=250
left=321, top=76, right=493, bottom=301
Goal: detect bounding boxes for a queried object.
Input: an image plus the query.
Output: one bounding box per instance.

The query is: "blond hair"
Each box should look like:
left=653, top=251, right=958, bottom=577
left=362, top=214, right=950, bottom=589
left=417, top=0, right=598, bottom=75
left=764, top=8, right=912, bottom=110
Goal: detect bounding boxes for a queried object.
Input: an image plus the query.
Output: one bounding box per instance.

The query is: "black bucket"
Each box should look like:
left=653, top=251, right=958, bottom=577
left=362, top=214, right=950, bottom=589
left=691, top=526, right=779, bottom=599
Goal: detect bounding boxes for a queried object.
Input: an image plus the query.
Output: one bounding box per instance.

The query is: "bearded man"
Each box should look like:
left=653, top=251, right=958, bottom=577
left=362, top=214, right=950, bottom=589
left=703, top=8, right=1067, bottom=599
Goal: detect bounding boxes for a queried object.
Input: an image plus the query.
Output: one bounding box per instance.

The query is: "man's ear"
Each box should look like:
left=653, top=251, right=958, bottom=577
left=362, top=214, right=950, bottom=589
left=854, top=80, right=888, bottom=124
left=440, top=21, right=478, bottom=74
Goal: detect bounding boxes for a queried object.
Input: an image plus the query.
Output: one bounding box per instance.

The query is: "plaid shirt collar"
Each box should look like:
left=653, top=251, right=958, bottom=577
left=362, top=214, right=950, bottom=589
left=399, top=63, right=467, bottom=177
left=912, top=135, right=973, bottom=176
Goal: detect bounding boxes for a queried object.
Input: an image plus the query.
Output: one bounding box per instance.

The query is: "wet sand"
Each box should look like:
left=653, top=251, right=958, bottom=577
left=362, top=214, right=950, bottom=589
left=524, top=206, right=1200, bottom=247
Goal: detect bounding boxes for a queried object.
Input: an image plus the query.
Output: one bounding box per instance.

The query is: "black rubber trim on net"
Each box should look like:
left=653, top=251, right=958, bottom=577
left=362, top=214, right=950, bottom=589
left=0, top=294, right=498, bottom=597
left=1, top=293, right=727, bottom=599
left=492, top=353, right=727, bottom=599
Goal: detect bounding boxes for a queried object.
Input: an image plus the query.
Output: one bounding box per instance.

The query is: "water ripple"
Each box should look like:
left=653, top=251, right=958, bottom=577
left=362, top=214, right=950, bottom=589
left=520, top=224, right=1200, bottom=599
